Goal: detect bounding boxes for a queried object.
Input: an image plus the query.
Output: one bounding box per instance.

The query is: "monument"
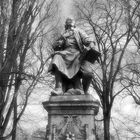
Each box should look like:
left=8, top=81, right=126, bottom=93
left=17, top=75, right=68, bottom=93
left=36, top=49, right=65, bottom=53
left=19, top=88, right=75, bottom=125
left=43, top=18, right=100, bottom=140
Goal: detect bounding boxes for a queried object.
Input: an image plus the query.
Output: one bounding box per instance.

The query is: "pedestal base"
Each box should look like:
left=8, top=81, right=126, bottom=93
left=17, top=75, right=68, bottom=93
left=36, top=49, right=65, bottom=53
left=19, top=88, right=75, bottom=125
left=43, top=95, right=99, bottom=140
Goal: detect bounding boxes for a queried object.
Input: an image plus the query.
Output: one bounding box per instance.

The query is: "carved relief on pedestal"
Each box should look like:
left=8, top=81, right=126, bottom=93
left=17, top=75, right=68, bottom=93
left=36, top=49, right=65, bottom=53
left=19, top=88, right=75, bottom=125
left=51, top=115, right=88, bottom=140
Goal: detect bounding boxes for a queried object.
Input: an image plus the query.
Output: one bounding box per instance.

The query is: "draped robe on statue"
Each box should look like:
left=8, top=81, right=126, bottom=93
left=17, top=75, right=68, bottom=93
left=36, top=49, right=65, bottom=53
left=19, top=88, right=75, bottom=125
left=48, top=28, right=94, bottom=79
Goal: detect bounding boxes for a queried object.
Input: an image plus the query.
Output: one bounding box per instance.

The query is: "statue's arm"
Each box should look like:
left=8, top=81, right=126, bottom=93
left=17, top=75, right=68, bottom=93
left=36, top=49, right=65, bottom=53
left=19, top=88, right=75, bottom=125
left=52, top=36, right=65, bottom=51
left=78, top=29, right=96, bottom=49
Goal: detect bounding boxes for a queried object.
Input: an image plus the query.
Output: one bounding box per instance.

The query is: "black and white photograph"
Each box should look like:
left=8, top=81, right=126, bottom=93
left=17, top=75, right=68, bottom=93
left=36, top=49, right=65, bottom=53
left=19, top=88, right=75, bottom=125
left=0, top=0, right=140, bottom=140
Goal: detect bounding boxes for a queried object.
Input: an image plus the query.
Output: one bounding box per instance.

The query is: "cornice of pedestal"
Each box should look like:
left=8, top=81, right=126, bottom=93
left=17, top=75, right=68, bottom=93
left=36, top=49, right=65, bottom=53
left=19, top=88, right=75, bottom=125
left=42, top=94, right=100, bottom=115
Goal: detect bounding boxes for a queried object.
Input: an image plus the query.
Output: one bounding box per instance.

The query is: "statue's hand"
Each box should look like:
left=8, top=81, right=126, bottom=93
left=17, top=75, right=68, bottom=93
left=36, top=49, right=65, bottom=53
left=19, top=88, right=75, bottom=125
left=57, top=40, right=64, bottom=47
left=89, top=42, right=96, bottom=49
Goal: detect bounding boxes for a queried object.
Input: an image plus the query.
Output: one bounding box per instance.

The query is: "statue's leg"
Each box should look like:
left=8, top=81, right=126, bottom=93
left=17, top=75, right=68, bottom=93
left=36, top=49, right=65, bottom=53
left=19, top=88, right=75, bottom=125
left=51, top=69, right=63, bottom=96
left=82, top=73, right=92, bottom=94
left=81, top=61, right=93, bottom=94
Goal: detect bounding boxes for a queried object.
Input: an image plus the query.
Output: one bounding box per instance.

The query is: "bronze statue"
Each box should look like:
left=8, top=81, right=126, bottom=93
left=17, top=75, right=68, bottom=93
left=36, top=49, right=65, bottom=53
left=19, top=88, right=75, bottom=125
left=48, top=18, right=101, bottom=96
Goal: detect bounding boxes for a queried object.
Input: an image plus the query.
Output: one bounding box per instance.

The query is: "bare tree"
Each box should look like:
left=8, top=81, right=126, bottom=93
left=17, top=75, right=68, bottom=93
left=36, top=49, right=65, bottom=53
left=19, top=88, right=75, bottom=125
left=119, top=0, right=140, bottom=105
left=0, top=0, right=58, bottom=139
left=74, top=0, right=135, bottom=139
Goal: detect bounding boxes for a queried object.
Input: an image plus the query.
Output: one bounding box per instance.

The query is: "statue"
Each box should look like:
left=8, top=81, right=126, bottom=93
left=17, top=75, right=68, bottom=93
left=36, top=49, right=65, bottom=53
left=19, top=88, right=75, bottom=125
left=48, top=18, right=101, bottom=96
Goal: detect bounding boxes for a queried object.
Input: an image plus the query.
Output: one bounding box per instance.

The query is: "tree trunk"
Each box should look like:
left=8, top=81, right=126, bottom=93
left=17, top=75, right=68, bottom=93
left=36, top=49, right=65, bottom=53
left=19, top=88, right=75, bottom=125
left=12, top=98, right=17, bottom=140
left=12, top=125, right=17, bottom=140
left=0, top=116, right=3, bottom=139
left=103, top=112, right=111, bottom=140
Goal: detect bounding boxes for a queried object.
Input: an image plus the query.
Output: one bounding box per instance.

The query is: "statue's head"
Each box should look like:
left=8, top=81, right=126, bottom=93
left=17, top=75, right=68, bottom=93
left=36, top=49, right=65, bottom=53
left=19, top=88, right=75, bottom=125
left=65, top=17, right=75, bottom=29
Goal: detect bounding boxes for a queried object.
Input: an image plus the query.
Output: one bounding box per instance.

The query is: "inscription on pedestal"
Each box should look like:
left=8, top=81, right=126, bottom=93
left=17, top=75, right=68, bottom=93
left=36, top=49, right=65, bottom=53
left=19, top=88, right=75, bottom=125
left=51, top=115, right=87, bottom=140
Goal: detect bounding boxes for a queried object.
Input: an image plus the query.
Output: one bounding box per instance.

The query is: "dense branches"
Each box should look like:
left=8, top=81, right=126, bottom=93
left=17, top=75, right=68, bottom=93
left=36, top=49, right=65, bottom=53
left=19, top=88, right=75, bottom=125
left=0, top=0, right=57, bottom=139
left=74, top=0, right=139, bottom=139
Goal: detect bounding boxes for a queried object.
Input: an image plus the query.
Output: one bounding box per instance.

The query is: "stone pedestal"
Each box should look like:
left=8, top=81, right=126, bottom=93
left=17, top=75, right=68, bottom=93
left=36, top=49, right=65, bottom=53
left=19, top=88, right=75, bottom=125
left=42, top=94, right=99, bottom=140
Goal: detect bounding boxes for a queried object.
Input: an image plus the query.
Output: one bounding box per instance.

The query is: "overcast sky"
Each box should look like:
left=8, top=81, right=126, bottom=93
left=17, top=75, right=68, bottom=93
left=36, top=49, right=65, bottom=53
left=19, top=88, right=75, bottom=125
left=59, top=0, right=74, bottom=23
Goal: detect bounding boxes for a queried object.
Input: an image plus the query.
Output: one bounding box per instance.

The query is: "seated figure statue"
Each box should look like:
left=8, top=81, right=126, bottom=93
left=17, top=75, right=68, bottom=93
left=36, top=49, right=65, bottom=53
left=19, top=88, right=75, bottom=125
left=48, top=18, right=101, bottom=96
